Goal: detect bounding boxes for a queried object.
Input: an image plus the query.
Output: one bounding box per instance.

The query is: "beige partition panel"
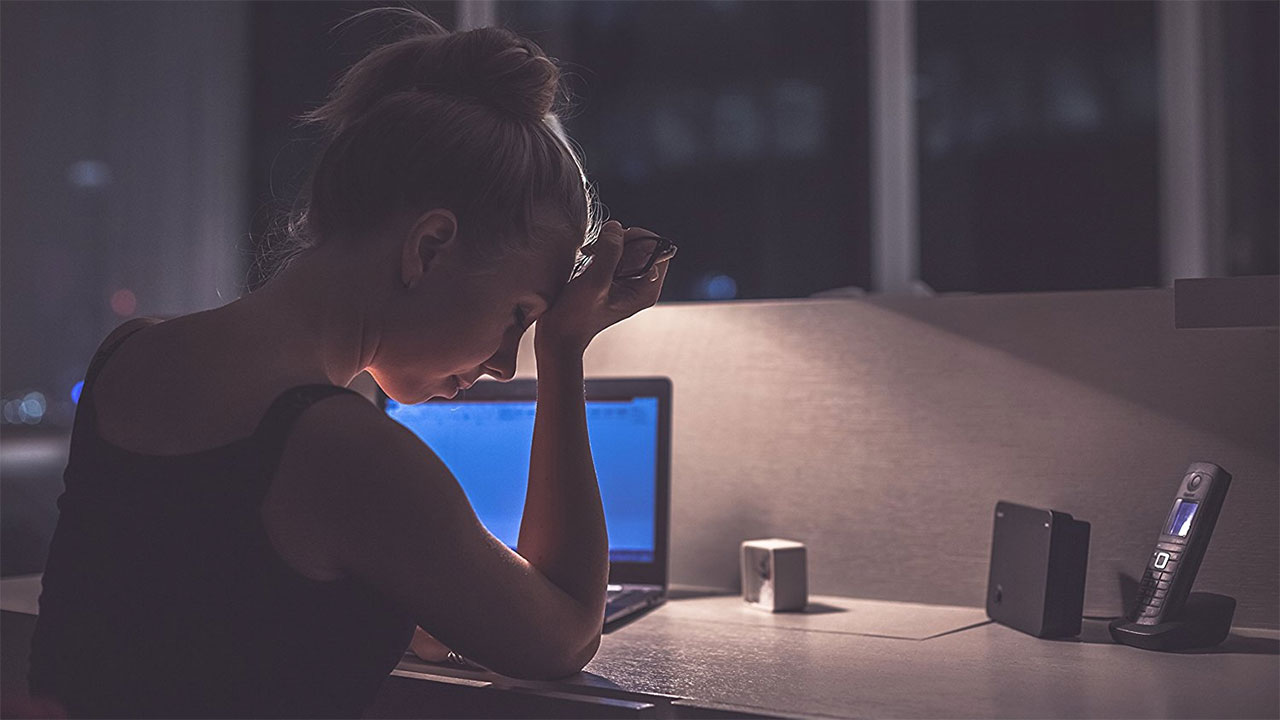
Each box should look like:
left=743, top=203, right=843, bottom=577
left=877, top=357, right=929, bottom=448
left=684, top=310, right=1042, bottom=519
left=516, top=288, right=1278, bottom=627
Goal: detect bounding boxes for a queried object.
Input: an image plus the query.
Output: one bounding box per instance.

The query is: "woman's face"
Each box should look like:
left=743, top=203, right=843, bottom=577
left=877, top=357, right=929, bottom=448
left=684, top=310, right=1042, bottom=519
left=369, top=211, right=578, bottom=404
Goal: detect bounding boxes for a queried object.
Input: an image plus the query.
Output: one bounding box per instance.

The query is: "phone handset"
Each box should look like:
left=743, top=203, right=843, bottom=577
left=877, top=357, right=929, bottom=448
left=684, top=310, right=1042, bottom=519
left=1130, top=462, right=1231, bottom=625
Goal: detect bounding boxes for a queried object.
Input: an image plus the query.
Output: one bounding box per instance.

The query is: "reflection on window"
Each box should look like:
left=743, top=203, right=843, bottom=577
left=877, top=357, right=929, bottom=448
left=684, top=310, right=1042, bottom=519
left=2, top=1, right=245, bottom=431
left=500, top=0, right=871, bottom=301
left=1222, top=0, right=1279, bottom=277
left=916, top=1, right=1159, bottom=293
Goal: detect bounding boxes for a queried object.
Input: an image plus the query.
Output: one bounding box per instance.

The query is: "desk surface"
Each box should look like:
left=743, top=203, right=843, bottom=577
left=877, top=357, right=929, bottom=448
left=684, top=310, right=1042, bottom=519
left=395, top=592, right=1280, bottom=719
left=4, top=577, right=1277, bottom=718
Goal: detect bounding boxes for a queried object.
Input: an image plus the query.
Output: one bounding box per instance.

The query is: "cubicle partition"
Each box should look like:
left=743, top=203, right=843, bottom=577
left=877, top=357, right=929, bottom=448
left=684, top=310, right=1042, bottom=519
left=515, top=287, right=1278, bottom=628
left=4, top=286, right=1274, bottom=718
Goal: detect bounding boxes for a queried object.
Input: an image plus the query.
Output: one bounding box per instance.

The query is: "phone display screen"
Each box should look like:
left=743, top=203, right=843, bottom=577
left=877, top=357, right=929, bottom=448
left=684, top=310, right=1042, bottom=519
left=1167, top=499, right=1199, bottom=537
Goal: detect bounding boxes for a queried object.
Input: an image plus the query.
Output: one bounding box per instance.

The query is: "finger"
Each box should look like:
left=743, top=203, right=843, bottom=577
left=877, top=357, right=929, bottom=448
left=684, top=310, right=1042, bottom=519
left=600, top=220, right=625, bottom=240
left=582, top=221, right=623, bottom=256
left=623, top=225, right=656, bottom=241
left=585, top=224, right=626, bottom=280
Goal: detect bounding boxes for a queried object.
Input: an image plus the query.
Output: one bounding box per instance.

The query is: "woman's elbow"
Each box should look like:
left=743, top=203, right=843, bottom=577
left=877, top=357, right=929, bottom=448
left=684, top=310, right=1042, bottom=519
left=565, top=632, right=602, bottom=674
left=505, top=632, right=601, bottom=681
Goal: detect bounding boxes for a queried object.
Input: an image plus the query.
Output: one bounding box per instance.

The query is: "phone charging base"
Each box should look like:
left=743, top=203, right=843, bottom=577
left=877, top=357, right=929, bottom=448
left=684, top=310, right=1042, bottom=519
left=1108, top=592, right=1235, bottom=651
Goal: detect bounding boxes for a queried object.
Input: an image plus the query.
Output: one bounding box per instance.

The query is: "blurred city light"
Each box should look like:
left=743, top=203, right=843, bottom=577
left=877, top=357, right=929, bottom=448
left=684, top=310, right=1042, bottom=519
left=111, top=288, right=138, bottom=317
left=66, top=160, right=113, bottom=189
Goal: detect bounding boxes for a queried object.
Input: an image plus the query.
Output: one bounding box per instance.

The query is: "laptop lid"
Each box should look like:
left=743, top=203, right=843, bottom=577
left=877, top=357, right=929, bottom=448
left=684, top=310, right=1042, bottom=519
left=379, top=377, right=672, bottom=588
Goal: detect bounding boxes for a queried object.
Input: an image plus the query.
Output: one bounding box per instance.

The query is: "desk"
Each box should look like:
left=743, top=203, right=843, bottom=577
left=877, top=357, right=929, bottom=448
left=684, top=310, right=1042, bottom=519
left=372, top=591, right=1280, bottom=719
left=3, top=577, right=1277, bottom=719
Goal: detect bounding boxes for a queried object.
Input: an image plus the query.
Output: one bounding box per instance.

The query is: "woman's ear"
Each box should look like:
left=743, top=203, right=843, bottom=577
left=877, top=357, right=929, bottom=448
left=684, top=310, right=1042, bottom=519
left=400, top=209, right=459, bottom=289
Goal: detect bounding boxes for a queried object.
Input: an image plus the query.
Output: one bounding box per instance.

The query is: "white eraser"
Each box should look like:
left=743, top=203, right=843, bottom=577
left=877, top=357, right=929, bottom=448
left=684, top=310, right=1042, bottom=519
left=740, top=538, right=808, bottom=612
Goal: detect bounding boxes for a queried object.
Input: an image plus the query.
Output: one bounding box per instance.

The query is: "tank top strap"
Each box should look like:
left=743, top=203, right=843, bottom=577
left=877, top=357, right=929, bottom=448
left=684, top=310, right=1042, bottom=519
left=66, top=318, right=162, bottom=464
left=252, top=384, right=366, bottom=486
left=84, top=318, right=161, bottom=390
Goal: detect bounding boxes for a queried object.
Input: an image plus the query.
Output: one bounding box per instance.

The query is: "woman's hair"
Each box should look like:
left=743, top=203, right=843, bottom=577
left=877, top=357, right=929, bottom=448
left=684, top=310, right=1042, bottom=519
left=255, top=7, right=602, bottom=284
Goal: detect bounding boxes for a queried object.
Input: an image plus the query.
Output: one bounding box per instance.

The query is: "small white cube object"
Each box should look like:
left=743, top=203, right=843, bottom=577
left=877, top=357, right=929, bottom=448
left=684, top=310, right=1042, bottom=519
left=740, top=538, right=808, bottom=612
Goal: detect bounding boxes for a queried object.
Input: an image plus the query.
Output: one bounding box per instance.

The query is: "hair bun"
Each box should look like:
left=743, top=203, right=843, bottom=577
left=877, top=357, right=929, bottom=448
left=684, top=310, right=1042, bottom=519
left=263, top=9, right=599, bottom=291
left=430, top=27, right=561, bottom=120
left=301, top=17, right=563, bottom=132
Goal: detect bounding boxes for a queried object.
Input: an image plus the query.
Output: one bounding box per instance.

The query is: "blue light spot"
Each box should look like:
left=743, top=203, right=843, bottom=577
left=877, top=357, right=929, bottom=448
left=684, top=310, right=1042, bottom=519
left=71, top=380, right=84, bottom=404
left=67, top=160, right=112, bottom=188
left=696, top=273, right=739, bottom=300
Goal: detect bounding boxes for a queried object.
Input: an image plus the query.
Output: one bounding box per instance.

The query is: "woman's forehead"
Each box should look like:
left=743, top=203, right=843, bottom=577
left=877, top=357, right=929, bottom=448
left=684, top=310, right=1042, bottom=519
left=534, top=219, right=590, bottom=281
left=500, top=239, right=576, bottom=303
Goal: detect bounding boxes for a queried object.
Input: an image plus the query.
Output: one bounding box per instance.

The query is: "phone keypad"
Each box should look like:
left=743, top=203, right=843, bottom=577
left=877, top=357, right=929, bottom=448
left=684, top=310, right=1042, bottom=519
left=1135, top=545, right=1184, bottom=618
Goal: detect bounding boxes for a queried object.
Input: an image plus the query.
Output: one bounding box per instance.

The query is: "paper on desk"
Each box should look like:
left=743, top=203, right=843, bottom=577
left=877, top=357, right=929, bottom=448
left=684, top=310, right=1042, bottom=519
left=0, top=574, right=43, bottom=616
left=2, top=577, right=988, bottom=641
left=662, top=593, right=990, bottom=640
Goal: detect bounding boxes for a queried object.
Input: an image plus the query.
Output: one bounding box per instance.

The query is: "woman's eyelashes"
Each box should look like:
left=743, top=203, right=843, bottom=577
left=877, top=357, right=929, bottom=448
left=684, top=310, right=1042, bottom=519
left=514, top=306, right=529, bottom=330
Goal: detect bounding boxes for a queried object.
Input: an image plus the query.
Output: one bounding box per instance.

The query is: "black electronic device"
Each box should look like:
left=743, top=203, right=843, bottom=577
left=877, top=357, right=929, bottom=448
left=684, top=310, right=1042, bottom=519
left=1125, top=462, right=1231, bottom=626
left=985, top=501, right=1091, bottom=638
left=1109, top=592, right=1236, bottom=651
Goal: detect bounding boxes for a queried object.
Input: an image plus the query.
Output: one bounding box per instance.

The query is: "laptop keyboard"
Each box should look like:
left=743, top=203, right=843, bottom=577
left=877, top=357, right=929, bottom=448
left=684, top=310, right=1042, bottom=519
left=606, top=588, right=647, bottom=607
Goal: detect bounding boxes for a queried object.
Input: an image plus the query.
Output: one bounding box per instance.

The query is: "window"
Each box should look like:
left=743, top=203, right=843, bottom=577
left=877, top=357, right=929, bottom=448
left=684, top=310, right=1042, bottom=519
left=499, top=1, right=872, bottom=301
left=1221, top=0, right=1279, bottom=277
left=1, top=1, right=246, bottom=431
left=915, top=1, right=1160, bottom=293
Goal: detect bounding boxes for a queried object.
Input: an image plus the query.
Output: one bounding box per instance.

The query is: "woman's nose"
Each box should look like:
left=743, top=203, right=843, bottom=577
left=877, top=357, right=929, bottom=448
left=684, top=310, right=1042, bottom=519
left=482, top=353, right=516, bottom=382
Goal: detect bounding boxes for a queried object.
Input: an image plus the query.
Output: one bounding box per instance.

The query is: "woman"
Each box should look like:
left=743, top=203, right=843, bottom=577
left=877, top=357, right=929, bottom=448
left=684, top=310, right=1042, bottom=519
left=28, top=9, right=673, bottom=718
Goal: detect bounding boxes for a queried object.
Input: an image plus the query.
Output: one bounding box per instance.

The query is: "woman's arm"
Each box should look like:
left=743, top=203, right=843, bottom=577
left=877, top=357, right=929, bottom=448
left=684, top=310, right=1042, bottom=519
left=287, top=396, right=605, bottom=680
left=516, top=343, right=608, bottom=658
left=406, top=346, right=607, bottom=673
left=307, top=221, right=671, bottom=678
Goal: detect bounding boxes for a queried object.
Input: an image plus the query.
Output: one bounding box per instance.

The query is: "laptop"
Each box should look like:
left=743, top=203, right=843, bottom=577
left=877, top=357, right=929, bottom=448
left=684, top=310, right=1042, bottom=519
left=380, top=376, right=672, bottom=629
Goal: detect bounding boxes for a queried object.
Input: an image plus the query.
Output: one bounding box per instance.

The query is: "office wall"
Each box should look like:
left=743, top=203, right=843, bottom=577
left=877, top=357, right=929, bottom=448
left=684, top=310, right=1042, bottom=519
left=516, top=287, right=1279, bottom=628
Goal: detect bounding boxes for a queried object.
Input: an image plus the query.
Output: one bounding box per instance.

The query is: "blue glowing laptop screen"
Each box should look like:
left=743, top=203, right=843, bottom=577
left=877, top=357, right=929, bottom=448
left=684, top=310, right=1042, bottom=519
left=385, top=396, right=658, bottom=563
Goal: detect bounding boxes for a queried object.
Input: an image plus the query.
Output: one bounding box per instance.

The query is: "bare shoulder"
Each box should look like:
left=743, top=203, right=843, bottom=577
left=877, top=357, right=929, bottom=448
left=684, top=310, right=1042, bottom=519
left=278, top=388, right=437, bottom=476
left=88, top=316, right=168, bottom=396
left=277, top=387, right=467, bottom=527
left=263, top=387, right=463, bottom=580
left=96, top=316, right=164, bottom=354
left=268, top=387, right=425, bottom=511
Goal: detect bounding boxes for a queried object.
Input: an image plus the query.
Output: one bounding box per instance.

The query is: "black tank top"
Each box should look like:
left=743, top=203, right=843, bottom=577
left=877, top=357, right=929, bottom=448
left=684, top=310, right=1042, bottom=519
left=28, top=321, right=416, bottom=718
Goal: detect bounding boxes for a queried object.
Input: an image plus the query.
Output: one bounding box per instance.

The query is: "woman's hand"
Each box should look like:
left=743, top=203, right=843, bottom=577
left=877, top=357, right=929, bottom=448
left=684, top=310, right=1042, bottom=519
left=410, top=626, right=486, bottom=670
left=535, top=220, right=675, bottom=355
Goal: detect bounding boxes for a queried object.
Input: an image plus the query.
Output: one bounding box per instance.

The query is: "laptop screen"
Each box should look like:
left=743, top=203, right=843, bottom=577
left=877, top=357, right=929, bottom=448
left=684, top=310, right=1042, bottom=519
left=383, top=379, right=668, bottom=569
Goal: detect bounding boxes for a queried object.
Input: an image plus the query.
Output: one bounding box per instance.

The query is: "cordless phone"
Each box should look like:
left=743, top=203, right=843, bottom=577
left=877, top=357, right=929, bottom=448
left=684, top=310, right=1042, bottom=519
left=1130, top=462, right=1231, bottom=625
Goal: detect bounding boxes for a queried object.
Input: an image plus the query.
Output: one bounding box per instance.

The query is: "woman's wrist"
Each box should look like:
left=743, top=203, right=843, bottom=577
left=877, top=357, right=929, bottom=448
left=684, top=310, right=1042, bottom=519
left=534, top=327, right=589, bottom=359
